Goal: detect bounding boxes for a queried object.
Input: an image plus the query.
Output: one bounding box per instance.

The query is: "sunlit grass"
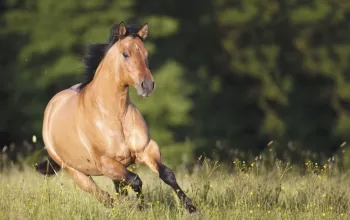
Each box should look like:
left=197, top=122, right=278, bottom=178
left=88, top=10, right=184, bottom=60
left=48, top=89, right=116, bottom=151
left=1, top=158, right=350, bottom=220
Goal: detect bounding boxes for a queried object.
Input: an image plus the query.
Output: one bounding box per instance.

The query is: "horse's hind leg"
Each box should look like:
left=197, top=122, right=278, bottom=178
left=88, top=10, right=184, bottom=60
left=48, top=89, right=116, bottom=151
left=64, top=166, right=113, bottom=207
left=113, top=180, right=128, bottom=196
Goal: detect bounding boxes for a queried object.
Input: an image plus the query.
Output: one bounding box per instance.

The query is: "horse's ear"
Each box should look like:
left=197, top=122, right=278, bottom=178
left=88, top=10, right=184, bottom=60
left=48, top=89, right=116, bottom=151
left=118, top=21, right=127, bottom=37
left=137, top=23, right=148, bottom=40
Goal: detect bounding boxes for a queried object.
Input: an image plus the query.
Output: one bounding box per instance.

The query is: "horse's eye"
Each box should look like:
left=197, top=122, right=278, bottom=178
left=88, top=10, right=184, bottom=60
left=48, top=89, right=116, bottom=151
left=122, top=52, right=129, bottom=58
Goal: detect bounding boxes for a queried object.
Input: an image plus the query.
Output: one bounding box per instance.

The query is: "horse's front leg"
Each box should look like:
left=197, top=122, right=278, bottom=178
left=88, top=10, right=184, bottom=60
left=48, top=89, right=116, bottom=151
left=113, top=180, right=128, bottom=196
left=136, top=139, right=197, bottom=213
left=98, top=156, right=144, bottom=207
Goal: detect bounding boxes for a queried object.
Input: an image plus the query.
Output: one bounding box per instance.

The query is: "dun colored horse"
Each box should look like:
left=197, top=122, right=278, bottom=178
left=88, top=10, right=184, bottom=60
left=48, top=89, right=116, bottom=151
left=35, top=22, right=196, bottom=213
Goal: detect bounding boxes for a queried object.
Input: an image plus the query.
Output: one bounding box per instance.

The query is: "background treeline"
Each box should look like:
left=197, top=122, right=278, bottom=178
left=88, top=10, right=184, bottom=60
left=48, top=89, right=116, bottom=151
left=1, top=0, right=349, bottom=169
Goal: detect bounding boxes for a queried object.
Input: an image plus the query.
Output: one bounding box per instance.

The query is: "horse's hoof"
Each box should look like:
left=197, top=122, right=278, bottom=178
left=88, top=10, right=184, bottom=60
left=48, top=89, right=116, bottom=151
left=186, top=204, right=197, bottom=213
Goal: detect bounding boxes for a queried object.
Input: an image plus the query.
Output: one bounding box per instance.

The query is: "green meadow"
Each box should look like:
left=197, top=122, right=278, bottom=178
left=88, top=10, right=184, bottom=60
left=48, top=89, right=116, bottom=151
left=1, top=158, right=349, bottom=220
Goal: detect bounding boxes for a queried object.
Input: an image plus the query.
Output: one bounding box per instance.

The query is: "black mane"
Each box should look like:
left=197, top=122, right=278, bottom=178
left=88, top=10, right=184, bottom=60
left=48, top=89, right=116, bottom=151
left=77, top=23, right=143, bottom=91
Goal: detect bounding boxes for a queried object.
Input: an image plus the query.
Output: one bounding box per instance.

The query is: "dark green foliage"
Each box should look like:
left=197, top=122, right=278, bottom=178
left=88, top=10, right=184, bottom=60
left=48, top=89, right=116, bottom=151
left=0, top=0, right=349, bottom=167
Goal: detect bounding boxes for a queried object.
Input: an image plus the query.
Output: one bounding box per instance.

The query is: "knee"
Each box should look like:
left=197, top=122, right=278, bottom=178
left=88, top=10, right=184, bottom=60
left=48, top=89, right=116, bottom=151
left=159, top=166, right=176, bottom=186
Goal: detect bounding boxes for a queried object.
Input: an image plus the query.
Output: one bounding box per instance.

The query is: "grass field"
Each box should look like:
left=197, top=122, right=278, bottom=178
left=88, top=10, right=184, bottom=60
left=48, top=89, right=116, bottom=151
left=0, top=158, right=349, bottom=220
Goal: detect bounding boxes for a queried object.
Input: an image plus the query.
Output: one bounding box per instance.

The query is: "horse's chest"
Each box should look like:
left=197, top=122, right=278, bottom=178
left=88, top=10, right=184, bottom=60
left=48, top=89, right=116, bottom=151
left=92, top=119, right=149, bottom=162
left=98, top=132, right=132, bottom=165
left=124, top=126, right=150, bottom=153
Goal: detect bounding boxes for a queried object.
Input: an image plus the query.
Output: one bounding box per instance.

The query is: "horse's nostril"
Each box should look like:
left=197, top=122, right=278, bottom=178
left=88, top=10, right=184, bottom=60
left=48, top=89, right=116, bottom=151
left=152, top=82, right=155, bottom=90
left=141, top=81, right=146, bottom=90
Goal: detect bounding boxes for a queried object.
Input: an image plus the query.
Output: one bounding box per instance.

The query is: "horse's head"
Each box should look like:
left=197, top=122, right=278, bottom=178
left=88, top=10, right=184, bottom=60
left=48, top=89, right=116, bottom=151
left=109, top=22, right=154, bottom=97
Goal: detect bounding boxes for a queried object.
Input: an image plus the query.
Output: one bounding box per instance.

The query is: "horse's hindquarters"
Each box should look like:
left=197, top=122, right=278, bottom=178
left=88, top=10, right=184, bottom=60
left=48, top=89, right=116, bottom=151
left=42, top=89, right=101, bottom=176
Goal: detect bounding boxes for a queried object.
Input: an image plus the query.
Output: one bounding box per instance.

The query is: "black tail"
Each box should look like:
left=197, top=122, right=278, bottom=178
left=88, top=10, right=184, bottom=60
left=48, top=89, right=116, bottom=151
left=35, top=157, right=61, bottom=176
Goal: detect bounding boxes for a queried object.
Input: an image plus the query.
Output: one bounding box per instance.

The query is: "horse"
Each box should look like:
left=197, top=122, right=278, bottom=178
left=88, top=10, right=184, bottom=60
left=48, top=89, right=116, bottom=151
left=35, top=21, right=197, bottom=213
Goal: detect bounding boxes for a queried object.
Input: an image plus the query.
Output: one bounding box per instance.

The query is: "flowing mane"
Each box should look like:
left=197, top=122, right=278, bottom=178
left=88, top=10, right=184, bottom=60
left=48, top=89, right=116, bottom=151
left=77, top=24, right=144, bottom=91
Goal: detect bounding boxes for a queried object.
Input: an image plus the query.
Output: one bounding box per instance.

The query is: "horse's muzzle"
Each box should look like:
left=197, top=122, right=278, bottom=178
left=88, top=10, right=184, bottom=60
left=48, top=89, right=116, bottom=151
left=136, top=78, right=155, bottom=97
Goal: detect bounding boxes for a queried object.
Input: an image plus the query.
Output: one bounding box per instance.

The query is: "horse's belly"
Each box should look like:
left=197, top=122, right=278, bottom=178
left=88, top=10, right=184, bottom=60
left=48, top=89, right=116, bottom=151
left=52, top=120, right=102, bottom=175
left=51, top=128, right=101, bottom=175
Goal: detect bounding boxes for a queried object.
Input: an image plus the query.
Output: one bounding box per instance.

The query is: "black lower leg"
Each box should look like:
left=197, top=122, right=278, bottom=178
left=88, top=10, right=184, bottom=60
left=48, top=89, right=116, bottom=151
left=113, top=180, right=128, bottom=196
left=125, top=173, right=144, bottom=207
left=159, top=165, right=196, bottom=213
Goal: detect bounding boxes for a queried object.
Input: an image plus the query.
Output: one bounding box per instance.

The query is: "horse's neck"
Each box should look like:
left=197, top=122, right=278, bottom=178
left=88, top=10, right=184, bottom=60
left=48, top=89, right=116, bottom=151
left=82, top=56, right=130, bottom=117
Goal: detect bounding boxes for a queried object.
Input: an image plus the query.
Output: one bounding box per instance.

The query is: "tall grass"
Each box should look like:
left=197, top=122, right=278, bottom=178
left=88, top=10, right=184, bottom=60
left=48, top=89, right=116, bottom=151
left=0, top=158, right=349, bottom=220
